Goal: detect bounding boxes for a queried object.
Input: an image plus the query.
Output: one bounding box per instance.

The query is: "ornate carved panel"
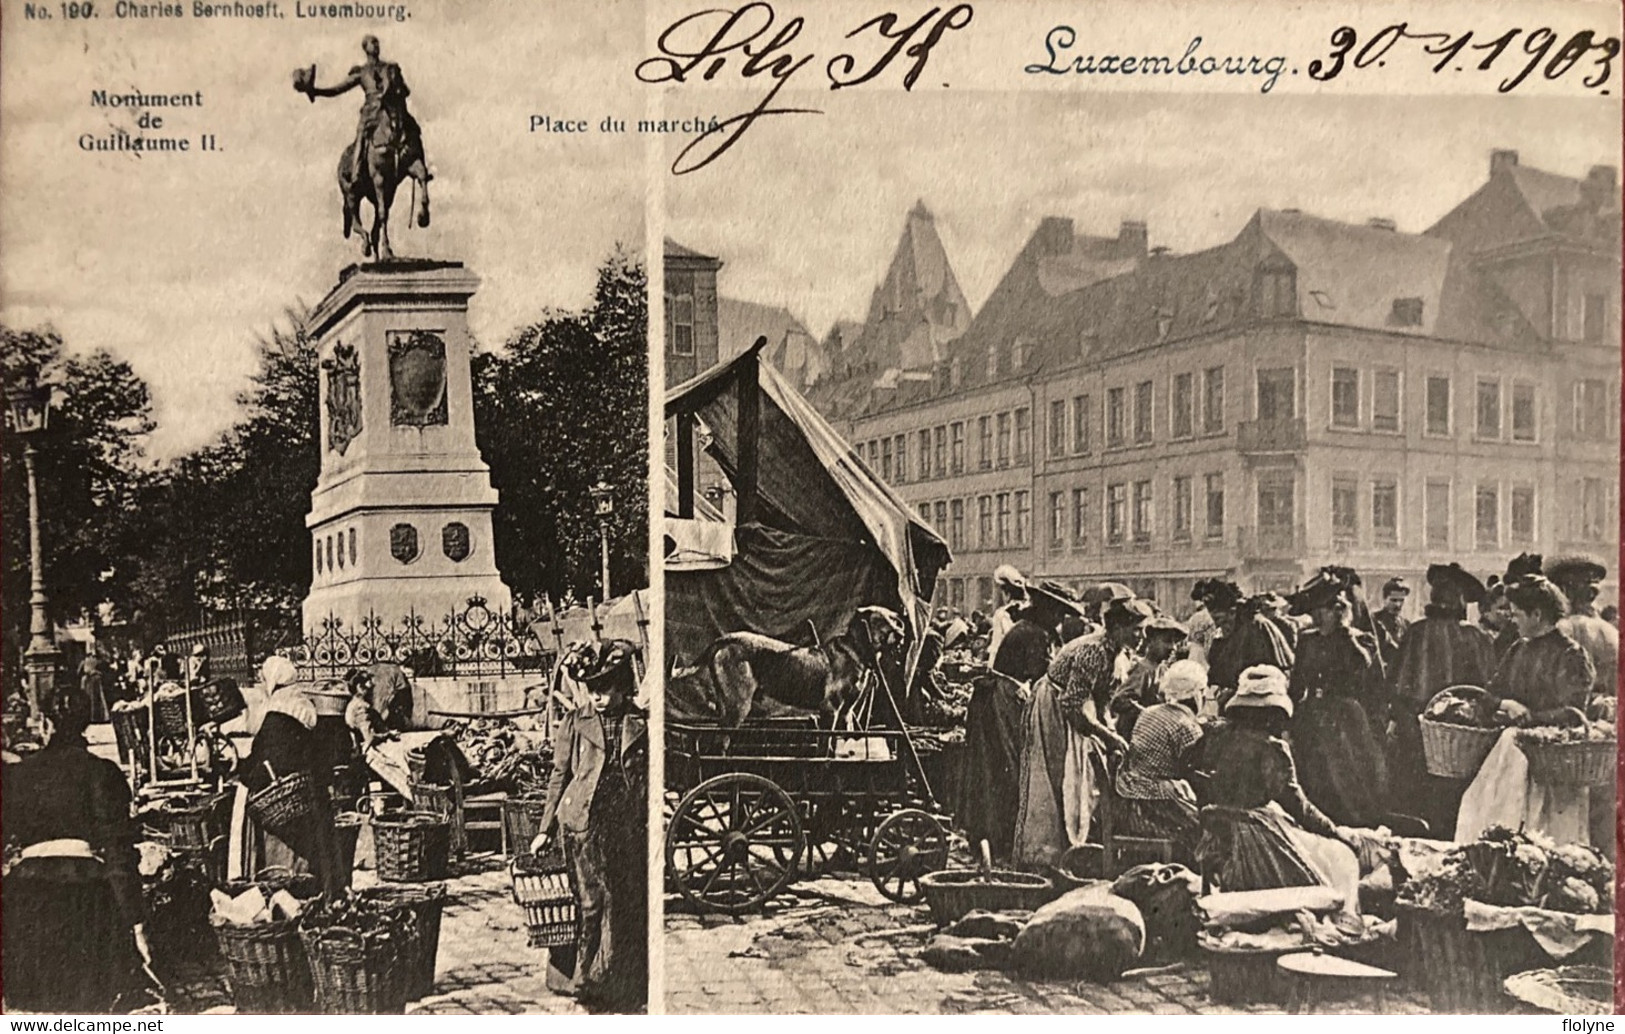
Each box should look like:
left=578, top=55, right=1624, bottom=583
left=442, top=522, right=471, bottom=562
left=388, top=330, right=449, bottom=428
left=323, top=342, right=363, bottom=454
left=390, top=523, right=421, bottom=564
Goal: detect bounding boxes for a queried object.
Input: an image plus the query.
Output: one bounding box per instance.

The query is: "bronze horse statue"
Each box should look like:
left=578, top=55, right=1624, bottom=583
left=337, top=106, right=429, bottom=262
left=296, top=37, right=432, bottom=262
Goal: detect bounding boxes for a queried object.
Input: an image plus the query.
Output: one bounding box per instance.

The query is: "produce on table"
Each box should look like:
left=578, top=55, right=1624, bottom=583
left=437, top=717, right=552, bottom=795
left=1396, top=825, right=1613, bottom=916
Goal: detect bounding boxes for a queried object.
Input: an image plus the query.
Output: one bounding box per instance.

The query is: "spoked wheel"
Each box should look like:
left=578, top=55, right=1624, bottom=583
left=665, top=773, right=804, bottom=914
left=868, top=808, right=949, bottom=903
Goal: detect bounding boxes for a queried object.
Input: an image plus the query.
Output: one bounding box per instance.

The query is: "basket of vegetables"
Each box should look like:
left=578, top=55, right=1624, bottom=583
left=1395, top=826, right=1614, bottom=1011
left=1419, top=686, right=1504, bottom=779
left=209, top=870, right=323, bottom=1014
left=298, top=895, right=420, bottom=1014
left=1516, top=712, right=1615, bottom=787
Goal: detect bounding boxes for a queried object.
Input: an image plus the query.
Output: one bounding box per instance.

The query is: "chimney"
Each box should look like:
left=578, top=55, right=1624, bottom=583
left=1149, top=245, right=1172, bottom=258
left=1118, top=219, right=1148, bottom=258
left=1491, top=149, right=1520, bottom=176
left=1582, top=165, right=1618, bottom=210
left=1035, top=216, right=1074, bottom=257
left=1367, top=217, right=1397, bottom=231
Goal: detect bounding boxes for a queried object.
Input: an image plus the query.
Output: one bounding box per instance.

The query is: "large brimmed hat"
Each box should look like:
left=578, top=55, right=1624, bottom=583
left=1083, top=581, right=1134, bottom=605
left=1288, top=574, right=1349, bottom=616
left=993, top=564, right=1028, bottom=590
left=1226, top=664, right=1293, bottom=717
left=1192, top=578, right=1244, bottom=610
left=1546, top=555, right=1607, bottom=588
left=1103, top=597, right=1156, bottom=629
left=1427, top=562, right=1487, bottom=604
left=1025, top=581, right=1087, bottom=617
left=1504, top=552, right=1543, bottom=585
left=1145, top=614, right=1189, bottom=639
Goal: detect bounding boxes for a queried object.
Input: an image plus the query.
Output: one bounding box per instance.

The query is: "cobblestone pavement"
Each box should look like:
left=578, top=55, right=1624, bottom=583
left=664, top=877, right=1432, bottom=1015
left=166, top=855, right=586, bottom=1015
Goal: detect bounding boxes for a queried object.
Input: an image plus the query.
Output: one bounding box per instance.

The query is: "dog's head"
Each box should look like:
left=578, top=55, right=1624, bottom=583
left=846, top=606, right=906, bottom=658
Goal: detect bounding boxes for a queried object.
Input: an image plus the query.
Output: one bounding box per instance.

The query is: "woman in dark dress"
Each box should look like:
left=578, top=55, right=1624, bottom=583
left=2, top=689, right=147, bottom=1012
left=1490, top=576, right=1595, bottom=726
left=1196, top=666, right=1361, bottom=911
left=539, top=640, right=648, bottom=1013
left=1205, top=582, right=1295, bottom=700
left=959, top=666, right=1028, bottom=864
left=227, top=656, right=346, bottom=897
left=1287, top=571, right=1389, bottom=828
left=1388, top=563, right=1498, bottom=837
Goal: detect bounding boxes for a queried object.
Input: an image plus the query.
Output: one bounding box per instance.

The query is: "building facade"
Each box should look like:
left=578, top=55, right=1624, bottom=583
left=836, top=152, right=1619, bottom=618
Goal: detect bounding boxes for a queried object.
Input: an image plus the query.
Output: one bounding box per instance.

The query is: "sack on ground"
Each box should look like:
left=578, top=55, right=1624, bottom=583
left=1010, top=881, right=1145, bottom=980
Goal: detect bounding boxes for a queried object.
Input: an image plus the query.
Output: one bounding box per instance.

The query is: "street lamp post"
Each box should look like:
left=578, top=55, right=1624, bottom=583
left=590, top=480, right=614, bottom=602
left=7, top=374, right=60, bottom=725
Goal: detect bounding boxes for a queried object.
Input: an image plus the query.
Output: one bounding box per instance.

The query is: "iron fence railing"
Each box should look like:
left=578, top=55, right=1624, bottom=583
left=290, top=598, right=552, bottom=682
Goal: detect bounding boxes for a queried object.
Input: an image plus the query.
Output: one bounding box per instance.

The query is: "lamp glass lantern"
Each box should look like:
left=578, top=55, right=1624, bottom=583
left=591, top=480, right=614, bottom=518
left=6, top=381, right=52, bottom=435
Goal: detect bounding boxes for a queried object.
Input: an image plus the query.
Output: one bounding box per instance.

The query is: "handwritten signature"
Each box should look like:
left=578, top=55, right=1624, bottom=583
left=636, top=3, right=974, bottom=175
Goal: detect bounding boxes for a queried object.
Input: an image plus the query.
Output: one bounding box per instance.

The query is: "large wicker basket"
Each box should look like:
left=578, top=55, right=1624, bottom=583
left=373, top=814, right=451, bottom=883
left=248, top=769, right=319, bottom=840
left=512, top=844, right=576, bottom=948
left=501, top=795, right=548, bottom=858
left=411, top=781, right=467, bottom=859
left=357, top=882, right=447, bottom=1000
left=209, top=869, right=323, bottom=1014
left=917, top=868, right=1054, bottom=926
left=167, top=791, right=232, bottom=851
left=299, top=910, right=420, bottom=1015
left=1395, top=904, right=1610, bottom=1012
left=1419, top=719, right=1503, bottom=779
left=1517, top=735, right=1615, bottom=787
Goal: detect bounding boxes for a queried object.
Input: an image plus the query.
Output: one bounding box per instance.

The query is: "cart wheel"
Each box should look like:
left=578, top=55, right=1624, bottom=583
left=868, top=808, right=949, bottom=903
left=665, top=773, right=804, bottom=914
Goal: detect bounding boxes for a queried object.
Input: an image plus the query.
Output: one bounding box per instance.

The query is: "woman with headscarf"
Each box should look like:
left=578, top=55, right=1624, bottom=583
left=1287, top=571, right=1389, bottom=828
left=2, top=689, right=149, bottom=1012
left=1196, top=666, right=1362, bottom=910
left=1114, top=658, right=1208, bottom=863
left=986, top=564, right=1029, bottom=661
left=537, top=639, right=648, bottom=1013
left=227, top=655, right=346, bottom=897
left=1011, top=595, right=1151, bottom=870
left=1388, top=563, right=1499, bottom=836
left=1458, top=576, right=1599, bottom=849
left=1205, top=582, right=1295, bottom=699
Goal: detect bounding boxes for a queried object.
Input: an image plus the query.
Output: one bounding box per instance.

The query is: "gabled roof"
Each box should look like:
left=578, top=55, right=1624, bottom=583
left=664, top=237, right=720, bottom=263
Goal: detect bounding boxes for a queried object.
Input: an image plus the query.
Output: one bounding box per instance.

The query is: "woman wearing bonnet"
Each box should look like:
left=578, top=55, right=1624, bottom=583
left=226, top=655, right=346, bottom=896
left=1113, top=658, right=1209, bottom=863
left=1197, top=664, right=1363, bottom=911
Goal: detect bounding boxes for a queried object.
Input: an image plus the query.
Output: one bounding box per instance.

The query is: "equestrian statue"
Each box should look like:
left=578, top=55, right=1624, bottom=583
left=294, top=36, right=431, bottom=261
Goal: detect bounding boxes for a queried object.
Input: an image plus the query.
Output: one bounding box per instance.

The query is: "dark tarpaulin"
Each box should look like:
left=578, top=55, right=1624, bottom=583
left=665, top=524, right=899, bottom=669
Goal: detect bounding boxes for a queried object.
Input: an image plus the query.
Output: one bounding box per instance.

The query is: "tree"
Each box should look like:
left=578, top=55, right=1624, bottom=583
left=474, top=247, right=649, bottom=603
left=1, top=326, right=155, bottom=673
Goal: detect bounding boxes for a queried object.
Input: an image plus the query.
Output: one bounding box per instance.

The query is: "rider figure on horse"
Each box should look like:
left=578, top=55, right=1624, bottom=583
left=296, top=36, right=431, bottom=253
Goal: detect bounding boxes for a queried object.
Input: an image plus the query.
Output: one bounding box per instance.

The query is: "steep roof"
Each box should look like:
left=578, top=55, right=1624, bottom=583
left=846, top=202, right=973, bottom=372
left=664, top=237, right=720, bottom=262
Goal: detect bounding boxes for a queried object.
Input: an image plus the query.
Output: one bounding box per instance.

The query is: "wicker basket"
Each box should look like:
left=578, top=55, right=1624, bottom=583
left=299, top=910, right=419, bottom=1015
left=167, top=792, right=229, bottom=851
left=358, top=882, right=447, bottom=999
left=511, top=848, right=576, bottom=948
left=1394, top=904, right=1595, bottom=1012
left=917, top=868, right=1054, bottom=926
left=1517, top=736, right=1615, bottom=787
left=501, top=795, right=548, bottom=858
left=248, top=768, right=319, bottom=840
left=373, top=814, right=451, bottom=883
left=1504, top=965, right=1614, bottom=1015
left=412, top=781, right=467, bottom=858
left=1203, top=943, right=1298, bottom=1004
left=1419, top=718, right=1503, bottom=779
left=209, top=868, right=323, bottom=1014
left=211, top=913, right=315, bottom=1014
left=195, top=678, right=247, bottom=725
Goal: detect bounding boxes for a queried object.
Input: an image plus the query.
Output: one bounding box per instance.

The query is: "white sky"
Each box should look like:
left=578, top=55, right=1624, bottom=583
left=665, top=91, right=1621, bottom=341
left=1, top=0, right=646, bottom=459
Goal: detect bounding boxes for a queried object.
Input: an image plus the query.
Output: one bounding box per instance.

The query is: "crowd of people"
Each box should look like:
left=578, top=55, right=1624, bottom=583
left=947, top=553, right=1618, bottom=910
left=4, top=636, right=649, bottom=1015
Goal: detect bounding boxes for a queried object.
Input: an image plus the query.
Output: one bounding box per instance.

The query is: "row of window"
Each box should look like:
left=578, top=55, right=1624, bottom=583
left=858, top=408, right=1034, bottom=483
left=859, top=369, right=1618, bottom=481
left=911, top=474, right=1613, bottom=556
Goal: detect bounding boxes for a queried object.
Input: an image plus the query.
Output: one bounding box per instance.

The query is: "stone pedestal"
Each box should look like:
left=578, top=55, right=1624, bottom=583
left=302, top=260, right=511, bottom=632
